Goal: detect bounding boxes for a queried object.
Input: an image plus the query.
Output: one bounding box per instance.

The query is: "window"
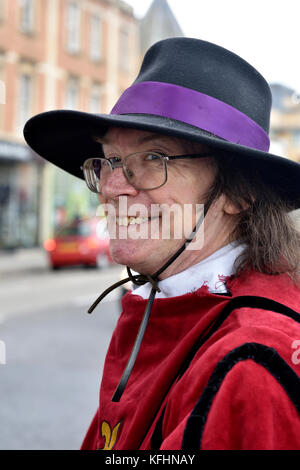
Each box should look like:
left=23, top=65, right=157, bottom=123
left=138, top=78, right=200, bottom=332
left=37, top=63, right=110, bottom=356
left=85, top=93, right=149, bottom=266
left=0, top=0, right=6, bottom=22
left=19, top=73, right=32, bottom=128
left=90, top=14, right=102, bottom=62
left=66, top=1, right=81, bottom=54
left=119, top=27, right=129, bottom=72
left=20, top=0, right=34, bottom=34
left=66, top=76, right=80, bottom=110
left=89, top=83, right=102, bottom=113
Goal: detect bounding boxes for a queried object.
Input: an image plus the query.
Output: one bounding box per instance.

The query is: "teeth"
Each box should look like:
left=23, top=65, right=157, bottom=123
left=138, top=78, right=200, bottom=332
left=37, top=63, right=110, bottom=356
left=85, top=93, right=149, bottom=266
left=116, top=216, right=149, bottom=226
left=117, top=217, right=129, bottom=226
left=129, top=217, right=149, bottom=225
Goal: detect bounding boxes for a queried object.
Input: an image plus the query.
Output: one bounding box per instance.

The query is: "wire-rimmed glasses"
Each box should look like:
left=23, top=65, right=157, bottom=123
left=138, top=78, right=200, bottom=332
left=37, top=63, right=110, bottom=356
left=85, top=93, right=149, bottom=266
left=81, top=151, right=214, bottom=194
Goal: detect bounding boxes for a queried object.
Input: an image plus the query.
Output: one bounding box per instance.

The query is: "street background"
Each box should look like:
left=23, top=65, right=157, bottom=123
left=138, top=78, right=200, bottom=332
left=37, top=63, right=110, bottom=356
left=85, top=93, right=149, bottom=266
left=1, top=0, right=300, bottom=451
left=0, top=249, right=123, bottom=449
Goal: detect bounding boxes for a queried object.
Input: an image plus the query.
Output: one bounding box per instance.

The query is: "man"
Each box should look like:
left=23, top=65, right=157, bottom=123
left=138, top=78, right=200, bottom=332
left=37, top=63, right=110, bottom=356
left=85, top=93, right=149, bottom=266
left=24, top=38, right=300, bottom=450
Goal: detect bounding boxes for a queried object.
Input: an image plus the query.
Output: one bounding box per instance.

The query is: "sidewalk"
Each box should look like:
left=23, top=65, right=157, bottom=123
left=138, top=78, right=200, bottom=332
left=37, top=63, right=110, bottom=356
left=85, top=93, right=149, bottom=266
left=0, top=247, right=48, bottom=276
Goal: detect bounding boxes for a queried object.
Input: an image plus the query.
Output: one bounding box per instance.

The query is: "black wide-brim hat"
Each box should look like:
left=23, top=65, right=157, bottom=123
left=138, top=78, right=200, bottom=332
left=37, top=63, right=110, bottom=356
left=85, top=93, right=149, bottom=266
left=24, top=37, right=300, bottom=208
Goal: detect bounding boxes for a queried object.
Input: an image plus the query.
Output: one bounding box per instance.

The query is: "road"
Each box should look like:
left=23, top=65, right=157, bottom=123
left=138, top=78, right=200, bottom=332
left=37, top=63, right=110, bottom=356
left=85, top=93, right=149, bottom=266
left=0, top=263, right=124, bottom=450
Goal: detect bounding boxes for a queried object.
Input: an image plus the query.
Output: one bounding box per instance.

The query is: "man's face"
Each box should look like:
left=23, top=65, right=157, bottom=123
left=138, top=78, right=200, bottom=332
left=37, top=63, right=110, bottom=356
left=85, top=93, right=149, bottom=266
left=97, top=127, right=219, bottom=275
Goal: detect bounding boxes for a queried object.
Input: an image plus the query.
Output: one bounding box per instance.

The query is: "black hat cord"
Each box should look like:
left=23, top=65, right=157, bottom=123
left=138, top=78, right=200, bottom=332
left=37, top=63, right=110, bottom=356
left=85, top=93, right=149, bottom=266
left=87, top=196, right=214, bottom=402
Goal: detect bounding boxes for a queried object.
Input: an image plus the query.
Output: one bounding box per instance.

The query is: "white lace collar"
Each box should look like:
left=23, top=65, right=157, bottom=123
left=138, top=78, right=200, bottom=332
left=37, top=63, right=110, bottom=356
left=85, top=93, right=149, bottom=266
left=131, top=242, right=245, bottom=299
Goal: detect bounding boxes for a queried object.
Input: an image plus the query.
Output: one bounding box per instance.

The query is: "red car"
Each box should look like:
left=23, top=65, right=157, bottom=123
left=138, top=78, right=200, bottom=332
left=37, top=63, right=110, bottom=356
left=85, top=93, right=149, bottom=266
left=43, top=217, right=113, bottom=269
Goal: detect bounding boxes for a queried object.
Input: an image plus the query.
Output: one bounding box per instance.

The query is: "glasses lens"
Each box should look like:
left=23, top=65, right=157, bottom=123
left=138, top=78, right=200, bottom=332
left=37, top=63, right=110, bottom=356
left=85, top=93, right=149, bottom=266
left=92, top=159, right=101, bottom=178
left=83, top=158, right=110, bottom=193
left=83, top=153, right=166, bottom=193
left=125, top=152, right=166, bottom=190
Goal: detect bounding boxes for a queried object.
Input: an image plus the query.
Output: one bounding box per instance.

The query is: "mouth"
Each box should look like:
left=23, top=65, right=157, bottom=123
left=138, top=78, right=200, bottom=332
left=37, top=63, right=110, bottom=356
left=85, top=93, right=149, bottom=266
left=116, top=216, right=160, bottom=226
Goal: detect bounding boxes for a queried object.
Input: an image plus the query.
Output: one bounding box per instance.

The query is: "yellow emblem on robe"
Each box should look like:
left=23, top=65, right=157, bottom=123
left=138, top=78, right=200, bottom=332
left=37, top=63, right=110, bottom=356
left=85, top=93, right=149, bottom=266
left=101, top=420, right=121, bottom=450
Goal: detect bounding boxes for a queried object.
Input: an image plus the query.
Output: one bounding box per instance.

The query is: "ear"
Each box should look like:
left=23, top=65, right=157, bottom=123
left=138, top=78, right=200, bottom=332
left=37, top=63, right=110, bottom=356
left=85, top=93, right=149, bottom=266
left=221, top=194, right=251, bottom=215
left=223, top=200, right=242, bottom=215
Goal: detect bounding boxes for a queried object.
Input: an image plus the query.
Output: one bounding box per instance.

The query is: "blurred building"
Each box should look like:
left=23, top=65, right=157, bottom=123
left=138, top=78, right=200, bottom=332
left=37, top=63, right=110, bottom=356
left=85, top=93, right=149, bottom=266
left=270, top=83, right=300, bottom=162
left=139, top=0, right=183, bottom=56
left=0, top=0, right=138, bottom=248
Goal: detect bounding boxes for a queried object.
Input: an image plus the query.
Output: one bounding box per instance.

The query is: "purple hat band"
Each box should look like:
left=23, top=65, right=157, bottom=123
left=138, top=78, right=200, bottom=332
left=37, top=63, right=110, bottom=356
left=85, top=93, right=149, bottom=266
left=111, top=81, right=270, bottom=152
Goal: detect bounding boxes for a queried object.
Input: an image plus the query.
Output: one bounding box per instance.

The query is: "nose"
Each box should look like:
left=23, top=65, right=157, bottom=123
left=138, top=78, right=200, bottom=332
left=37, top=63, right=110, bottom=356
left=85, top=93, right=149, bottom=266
left=100, top=166, right=139, bottom=199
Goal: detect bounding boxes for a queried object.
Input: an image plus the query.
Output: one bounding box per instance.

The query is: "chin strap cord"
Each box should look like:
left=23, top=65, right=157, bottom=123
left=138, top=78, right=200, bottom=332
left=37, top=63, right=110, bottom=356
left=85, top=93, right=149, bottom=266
left=87, top=194, right=215, bottom=401
left=111, top=284, right=157, bottom=402
left=87, top=270, right=161, bottom=314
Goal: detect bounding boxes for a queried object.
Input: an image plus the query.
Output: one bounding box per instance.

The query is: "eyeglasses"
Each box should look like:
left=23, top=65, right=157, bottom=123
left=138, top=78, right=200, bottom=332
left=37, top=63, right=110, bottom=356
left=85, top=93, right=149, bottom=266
left=81, top=151, right=214, bottom=194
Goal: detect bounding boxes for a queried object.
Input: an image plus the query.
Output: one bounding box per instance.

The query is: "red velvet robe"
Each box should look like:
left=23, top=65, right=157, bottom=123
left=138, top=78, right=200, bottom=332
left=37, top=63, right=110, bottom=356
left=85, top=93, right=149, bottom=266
left=81, top=269, right=300, bottom=450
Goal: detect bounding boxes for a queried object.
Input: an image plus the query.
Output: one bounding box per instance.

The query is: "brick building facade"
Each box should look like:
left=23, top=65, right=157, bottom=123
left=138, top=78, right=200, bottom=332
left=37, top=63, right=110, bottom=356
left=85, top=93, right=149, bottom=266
left=0, top=0, right=138, bottom=248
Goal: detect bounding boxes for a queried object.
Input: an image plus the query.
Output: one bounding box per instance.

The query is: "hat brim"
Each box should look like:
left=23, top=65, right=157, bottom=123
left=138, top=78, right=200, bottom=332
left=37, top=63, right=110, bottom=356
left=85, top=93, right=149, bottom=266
left=23, top=109, right=300, bottom=209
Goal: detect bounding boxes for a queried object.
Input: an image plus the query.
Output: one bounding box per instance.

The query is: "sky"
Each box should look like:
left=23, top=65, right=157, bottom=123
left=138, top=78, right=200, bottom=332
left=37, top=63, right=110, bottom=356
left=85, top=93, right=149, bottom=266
left=126, top=0, right=300, bottom=94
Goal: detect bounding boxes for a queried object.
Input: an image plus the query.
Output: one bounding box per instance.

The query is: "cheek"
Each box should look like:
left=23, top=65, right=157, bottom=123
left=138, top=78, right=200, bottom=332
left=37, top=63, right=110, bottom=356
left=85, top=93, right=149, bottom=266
left=167, top=163, right=213, bottom=199
left=187, top=173, right=214, bottom=204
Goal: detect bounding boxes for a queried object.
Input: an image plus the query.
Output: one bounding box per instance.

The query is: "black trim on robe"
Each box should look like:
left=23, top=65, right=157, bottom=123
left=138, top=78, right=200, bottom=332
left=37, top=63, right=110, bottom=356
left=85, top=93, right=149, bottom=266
left=177, top=296, right=300, bottom=382
left=181, top=342, right=300, bottom=450
left=148, top=296, right=300, bottom=450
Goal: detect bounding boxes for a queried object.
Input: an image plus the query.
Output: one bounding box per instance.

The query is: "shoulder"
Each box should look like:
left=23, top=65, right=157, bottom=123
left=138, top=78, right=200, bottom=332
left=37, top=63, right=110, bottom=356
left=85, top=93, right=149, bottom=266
left=182, top=355, right=300, bottom=449
left=161, top=271, right=300, bottom=449
left=174, top=291, right=300, bottom=449
left=160, top=340, right=300, bottom=449
left=227, top=269, right=300, bottom=312
left=215, top=270, right=300, bottom=353
left=182, top=285, right=300, bottom=449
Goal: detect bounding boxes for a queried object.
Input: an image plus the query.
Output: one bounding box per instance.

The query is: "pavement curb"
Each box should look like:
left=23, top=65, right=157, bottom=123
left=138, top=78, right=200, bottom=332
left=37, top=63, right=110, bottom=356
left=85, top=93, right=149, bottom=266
left=0, top=247, right=48, bottom=275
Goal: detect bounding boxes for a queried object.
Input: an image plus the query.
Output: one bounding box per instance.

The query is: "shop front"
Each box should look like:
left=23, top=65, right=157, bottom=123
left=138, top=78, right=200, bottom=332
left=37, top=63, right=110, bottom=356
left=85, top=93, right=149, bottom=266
left=0, top=140, right=42, bottom=249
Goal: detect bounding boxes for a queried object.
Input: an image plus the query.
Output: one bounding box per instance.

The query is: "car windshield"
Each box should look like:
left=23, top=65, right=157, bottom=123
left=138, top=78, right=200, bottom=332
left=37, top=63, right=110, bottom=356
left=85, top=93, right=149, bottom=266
left=55, top=221, right=92, bottom=237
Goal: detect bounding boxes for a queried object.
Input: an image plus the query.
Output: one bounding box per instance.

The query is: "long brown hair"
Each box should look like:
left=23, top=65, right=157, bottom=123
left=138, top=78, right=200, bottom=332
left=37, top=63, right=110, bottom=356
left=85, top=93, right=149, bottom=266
left=209, top=151, right=300, bottom=283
